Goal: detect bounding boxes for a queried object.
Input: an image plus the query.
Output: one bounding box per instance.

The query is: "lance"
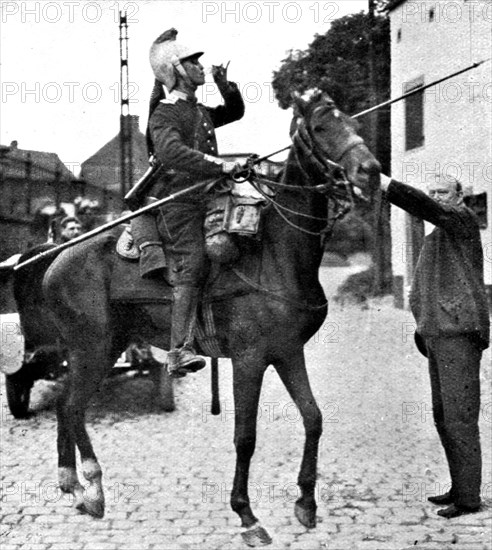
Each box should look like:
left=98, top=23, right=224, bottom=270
left=253, top=58, right=491, bottom=163
left=353, top=57, right=490, bottom=119
left=14, top=177, right=220, bottom=271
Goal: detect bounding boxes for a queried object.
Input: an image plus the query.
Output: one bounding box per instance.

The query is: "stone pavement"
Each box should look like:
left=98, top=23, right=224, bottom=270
left=1, top=265, right=491, bottom=550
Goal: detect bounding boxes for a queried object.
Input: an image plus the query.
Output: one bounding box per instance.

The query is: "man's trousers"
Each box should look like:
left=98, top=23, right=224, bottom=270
left=156, top=200, right=207, bottom=286
left=425, top=334, right=482, bottom=509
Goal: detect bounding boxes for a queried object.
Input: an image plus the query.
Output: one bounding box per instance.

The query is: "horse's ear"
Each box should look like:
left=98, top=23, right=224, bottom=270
left=291, top=91, right=307, bottom=116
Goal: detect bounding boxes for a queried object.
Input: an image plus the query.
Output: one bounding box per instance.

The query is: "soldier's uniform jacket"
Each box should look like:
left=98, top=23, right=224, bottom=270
left=148, top=83, right=244, bottom=201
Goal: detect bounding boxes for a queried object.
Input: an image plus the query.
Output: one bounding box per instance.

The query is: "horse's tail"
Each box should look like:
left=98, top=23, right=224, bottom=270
left=13, top=243, right=63, bottom=349
left=211, top=357, right=221, bottom=415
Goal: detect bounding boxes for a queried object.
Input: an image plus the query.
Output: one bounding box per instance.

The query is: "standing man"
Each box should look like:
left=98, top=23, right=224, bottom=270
left=147, top=28, right=244, bottom=378
left=380, top=173, right=490, bottom=518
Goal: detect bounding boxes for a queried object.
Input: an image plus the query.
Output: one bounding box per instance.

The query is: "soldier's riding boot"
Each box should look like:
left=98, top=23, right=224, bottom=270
left=167, top=286, right=206, bottom=378
left=131, top=213, right=167, bottom=279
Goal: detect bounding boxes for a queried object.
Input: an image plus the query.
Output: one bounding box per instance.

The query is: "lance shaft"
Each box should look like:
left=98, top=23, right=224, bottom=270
left=254, top=58, right=490, bottom=163
left=353, top=58, right=490, bottom=119
left=14, top=177, right=219, bottom=271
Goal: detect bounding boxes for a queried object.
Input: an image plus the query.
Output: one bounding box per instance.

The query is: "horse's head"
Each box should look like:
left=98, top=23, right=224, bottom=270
left=290, top=90, right=380, bottom=196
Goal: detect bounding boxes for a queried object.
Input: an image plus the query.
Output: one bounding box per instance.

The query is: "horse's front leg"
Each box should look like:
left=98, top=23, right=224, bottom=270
left=230, top=354, right=272, bottom=547
left=274, top=349, right=323, bottom=528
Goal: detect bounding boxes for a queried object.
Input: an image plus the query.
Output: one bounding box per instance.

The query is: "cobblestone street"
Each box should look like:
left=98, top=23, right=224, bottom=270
left=1, top=265, right=491, bottom=550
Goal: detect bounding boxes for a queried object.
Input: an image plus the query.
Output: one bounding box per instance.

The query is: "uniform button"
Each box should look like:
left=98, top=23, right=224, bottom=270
left=208, top=130, right=213, bottom=135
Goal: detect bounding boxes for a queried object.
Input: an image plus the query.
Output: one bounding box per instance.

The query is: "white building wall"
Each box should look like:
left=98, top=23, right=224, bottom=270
left=389, top=0, right=492, bottom=307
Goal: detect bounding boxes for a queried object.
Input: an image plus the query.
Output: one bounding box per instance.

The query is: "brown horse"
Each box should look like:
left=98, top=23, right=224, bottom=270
left=40, top=91, right=380, bottom=546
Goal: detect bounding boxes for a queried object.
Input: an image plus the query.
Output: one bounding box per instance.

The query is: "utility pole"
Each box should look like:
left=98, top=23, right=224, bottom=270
left=368, top=0, right=392, bottom=295
left=368, top=0, right=378, bottom=156
left=119, top=11, right=133, bottom=200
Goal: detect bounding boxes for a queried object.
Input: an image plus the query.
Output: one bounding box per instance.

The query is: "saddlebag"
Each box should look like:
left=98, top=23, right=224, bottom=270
left=204, top=179, right=271, bottom=264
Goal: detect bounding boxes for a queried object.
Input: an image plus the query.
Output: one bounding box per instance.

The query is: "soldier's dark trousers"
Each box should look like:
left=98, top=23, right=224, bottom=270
left=425, top=335, right=482, bottom=509
left=157, top=201, right=207, bottom=376
left=157, top=200, right=207, bottom=286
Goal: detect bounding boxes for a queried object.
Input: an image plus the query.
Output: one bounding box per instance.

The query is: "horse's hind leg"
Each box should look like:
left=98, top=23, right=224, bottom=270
left=274, top=350, right=322, bottom=528
left=57, top=390, right=85, bottom=510
left=58, top=341, right=118, bottom=518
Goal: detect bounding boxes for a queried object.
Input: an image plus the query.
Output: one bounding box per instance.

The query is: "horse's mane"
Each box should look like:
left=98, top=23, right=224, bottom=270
left=289, top=88, right=360, bottom=138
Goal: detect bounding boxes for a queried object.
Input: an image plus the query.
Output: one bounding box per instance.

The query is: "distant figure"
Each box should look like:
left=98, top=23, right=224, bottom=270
left=59, top=216, right=83, bottom=243
left=380, top=172, right=490, bottom=519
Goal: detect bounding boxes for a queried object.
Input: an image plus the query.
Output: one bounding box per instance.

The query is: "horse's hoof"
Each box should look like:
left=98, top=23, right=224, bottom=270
left=75, top=497, right=105, bottom=518
left=241, top=523, right=272, bottom=547
left=295, top=501, right=317, bottom=528
left=74, top=486, right=105, bottom=518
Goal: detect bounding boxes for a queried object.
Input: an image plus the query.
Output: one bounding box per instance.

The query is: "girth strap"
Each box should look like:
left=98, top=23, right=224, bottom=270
left=231, top=267, right=328, bottom=312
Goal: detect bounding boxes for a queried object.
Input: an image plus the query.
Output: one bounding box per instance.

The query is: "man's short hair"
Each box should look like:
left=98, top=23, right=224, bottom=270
left=60, top=216, right=82, bottom=228
left=436, top=173, right=462, bottom=194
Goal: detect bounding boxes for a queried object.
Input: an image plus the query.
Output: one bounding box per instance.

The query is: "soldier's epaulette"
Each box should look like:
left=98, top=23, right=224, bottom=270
left=159, top=96, right=179, bottom=105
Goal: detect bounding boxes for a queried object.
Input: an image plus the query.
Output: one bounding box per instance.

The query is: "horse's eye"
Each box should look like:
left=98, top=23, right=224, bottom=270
left=313, top=126, right=323, bottom=133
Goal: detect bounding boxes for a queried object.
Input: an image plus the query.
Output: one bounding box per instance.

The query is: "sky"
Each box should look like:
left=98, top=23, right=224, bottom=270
left=0, top=1, right=368, bottom=173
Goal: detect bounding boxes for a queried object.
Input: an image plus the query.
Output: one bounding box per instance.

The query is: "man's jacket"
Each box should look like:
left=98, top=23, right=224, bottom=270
left=386, top=179, right=490, bottom=350
left=148, top=83, right=244, bottom=200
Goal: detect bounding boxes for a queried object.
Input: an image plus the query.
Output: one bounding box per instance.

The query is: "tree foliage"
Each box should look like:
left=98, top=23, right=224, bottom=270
left=272, top=11, right=390, bottom=116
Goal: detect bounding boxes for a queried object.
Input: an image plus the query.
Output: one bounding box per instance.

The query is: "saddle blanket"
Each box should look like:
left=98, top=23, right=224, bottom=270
left=110, top=252, right=171, bottom=303
left=109, top=254, right=226, bottom=358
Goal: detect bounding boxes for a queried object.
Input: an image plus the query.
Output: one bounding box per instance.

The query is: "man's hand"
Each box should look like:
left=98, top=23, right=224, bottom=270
left=212, top=61, right=230, bottom=88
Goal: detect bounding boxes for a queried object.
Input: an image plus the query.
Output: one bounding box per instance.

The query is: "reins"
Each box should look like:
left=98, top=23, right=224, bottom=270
left=238, top=107, right=358, bottom=240
left=252, top=181, right=329, bottom=237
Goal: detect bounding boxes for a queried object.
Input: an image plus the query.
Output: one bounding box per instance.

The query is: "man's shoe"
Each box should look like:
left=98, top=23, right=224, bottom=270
left=437, top=504, right=480, bottom=519
left=167, top=349, right=206, bottom=378
left=428, top=492, right=454, bottom=505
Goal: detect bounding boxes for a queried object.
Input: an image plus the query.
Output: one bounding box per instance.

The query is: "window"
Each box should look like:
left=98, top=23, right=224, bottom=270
left=404, top=77, right=425, bottom=151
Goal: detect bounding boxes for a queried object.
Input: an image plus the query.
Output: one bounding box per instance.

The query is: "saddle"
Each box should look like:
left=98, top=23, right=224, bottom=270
left=116, top=178, right=273, bottom=268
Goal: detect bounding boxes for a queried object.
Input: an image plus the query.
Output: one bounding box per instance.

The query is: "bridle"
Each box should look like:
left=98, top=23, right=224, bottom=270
left=236, top=98, right=365, bottom=242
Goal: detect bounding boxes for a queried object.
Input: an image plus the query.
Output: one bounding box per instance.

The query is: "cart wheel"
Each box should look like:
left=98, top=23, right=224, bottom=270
left=149, top=361, right=175, bottom=412
left=5, top=369, right=33, bottom=419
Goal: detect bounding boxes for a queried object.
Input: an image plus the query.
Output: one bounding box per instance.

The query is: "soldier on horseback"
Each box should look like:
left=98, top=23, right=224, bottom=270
left=144, top=28, right=245, bottom=378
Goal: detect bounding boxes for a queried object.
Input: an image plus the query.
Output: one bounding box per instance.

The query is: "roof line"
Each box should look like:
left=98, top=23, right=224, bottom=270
left=386, top=0, right=407, bottom=12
